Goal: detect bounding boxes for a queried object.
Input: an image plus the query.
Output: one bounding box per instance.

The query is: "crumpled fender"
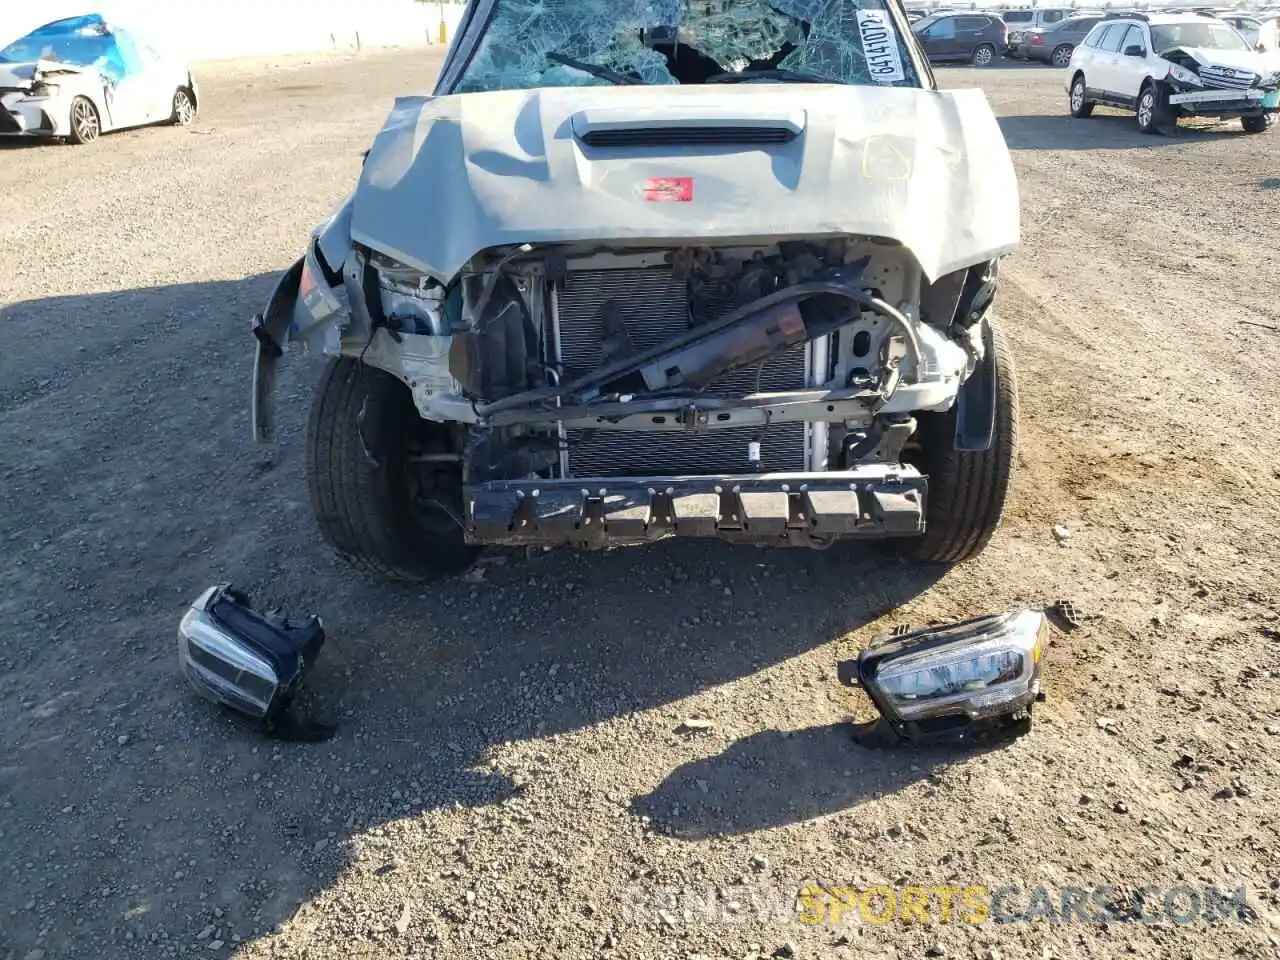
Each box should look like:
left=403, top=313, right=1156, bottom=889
left=250, top=195, right=356, bottom=444
left=315, top=195, right=354, bottom=279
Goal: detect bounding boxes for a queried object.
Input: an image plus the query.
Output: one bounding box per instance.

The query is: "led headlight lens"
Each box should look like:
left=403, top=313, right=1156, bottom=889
left=177, top=584, right=327, bottom=735
left=858, top=609, right=1048, bottom=723
left=178, top=586, right=279, bottom=719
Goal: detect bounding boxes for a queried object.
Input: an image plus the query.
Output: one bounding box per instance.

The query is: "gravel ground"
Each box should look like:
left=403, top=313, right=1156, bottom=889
left=1, top=50, right=1279, bottom=960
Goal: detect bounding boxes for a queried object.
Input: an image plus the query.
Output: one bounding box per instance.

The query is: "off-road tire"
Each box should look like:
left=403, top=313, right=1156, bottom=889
left=972, top=43, right=996, bottom=66
left=1051, top=44, right=1073, bottom=67
left=67, top=96, right=100, bottom=144
left=1241, top=114, right=1273, bottom=134
left=1069, top=74, right=1094, bottom=117
left=306, top=357, right=478, bottom=582
left=906, top=317, right=1018, bottom=565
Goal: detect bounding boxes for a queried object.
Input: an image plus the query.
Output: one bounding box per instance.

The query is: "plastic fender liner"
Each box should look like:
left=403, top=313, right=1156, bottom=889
left=250, top=258, right=304, bottom=444
left=953, top=316, right=999, bottom=452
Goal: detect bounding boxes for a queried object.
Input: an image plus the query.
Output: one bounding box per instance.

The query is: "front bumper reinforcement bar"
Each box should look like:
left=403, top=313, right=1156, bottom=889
left=465, top=468, right=926, bottom=548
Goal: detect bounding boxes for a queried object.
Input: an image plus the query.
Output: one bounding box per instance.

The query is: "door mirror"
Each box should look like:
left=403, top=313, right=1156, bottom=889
left=1123, top=44, right=1145, bottom=56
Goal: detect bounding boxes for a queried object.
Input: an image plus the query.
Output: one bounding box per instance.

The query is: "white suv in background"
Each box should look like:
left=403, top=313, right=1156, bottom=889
left=1065, top=12, right=1280, bottom=133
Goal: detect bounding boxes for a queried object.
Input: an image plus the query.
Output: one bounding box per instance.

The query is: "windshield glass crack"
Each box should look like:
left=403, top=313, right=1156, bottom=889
left=454, top=0, right=916, bottom=93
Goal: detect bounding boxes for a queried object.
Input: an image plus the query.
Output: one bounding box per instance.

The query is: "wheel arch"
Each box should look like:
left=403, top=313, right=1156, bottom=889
left=904, top=314, right=1018, bottom=564
left=182, top=72, right=199, bottom=110
left=66, top=90, right=108, bottom=139
left=72, top=87, right=111, bottom=131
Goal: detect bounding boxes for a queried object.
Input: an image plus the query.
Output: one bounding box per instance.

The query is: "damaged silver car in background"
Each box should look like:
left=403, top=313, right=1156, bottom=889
left=250, top=0, right=1021, bottom=582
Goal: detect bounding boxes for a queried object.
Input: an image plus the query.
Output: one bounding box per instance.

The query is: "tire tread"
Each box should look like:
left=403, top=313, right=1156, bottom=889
left=306, top=357, right=475, bottom=582
left=909, top=318, right=1018, bottom=565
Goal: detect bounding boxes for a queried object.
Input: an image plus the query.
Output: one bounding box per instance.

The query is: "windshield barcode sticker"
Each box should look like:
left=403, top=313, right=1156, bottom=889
left=857, top=10, right=905, bottom=83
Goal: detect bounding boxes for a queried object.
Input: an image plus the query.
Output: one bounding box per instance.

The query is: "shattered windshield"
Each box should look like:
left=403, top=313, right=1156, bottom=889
left=454, top=0, right=921, bottom=92
left=1151, top=22, right=1251, bottom=53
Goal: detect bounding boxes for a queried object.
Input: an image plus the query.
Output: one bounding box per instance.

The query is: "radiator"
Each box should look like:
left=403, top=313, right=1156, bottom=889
left=554, top=266, right=808, bottom=478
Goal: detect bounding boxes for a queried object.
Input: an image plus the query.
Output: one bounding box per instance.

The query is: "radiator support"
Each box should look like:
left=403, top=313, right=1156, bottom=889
left=550, top=265, right=823, bottom=478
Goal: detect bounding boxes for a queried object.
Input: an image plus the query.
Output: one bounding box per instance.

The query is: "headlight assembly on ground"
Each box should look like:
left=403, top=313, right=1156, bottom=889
left=838, top=608, right=1048, bottom=746
left=177, top=584, right=335, bottom=742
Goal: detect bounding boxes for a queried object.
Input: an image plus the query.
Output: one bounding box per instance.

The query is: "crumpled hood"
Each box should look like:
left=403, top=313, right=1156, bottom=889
left=1174, top=46, right=1275, bottom=74
left=0, top=59, right=91, bottom=88
left=351, top=83, right=1020, bottom=284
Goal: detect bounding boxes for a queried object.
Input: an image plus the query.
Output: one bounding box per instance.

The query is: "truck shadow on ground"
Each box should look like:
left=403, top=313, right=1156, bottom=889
left=999, top=112, right=1253, bottom=149
left=0, top=273, right=955, bottom=958
left=631, top=724, right=1006, bottom=840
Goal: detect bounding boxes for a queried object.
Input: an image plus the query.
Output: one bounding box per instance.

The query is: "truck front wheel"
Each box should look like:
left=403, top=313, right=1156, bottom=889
left=306, top=358, right=478, bottom=582
left=905, top=316, right=1018, bottom=565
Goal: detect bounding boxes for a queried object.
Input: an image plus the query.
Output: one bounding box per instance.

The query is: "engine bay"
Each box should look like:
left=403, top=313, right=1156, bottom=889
left=337, top=237, right=988, bottom=487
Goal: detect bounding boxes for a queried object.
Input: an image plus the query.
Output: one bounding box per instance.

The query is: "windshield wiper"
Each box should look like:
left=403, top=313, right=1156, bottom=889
left=706, top=68, right=841, bottom=85
left=545, top=52, right=643, bottom=85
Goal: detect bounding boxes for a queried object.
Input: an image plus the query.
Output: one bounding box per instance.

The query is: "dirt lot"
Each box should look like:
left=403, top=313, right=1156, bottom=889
left=1, top=49, right=1279, bottom=960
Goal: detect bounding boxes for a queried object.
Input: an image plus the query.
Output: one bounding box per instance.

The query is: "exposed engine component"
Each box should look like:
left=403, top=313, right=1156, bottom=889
left=311, top=238, right=972, bottom=487
left=449, top=272, right=540, bottom=400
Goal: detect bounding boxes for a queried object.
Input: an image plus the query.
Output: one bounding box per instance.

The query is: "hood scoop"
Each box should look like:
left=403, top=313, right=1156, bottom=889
left=570, top=104, right=805, bottom=148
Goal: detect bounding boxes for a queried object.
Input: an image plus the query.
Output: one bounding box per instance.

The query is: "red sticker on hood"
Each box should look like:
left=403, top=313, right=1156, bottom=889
left=643, top=177, right=694, bottom=202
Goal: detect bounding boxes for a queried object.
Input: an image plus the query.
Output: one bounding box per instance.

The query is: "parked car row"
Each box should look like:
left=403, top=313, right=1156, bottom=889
left=909, top=8, right=1095, bottom=66
left=912, top=6, right=1279, bottom=67
left=1210, top=10, right=1280, bottom=50
left=904, top=6, right=1276, bottom=135
left=912, top=11, right=1009, bottom=65
left=1007, top=14, right=1106, bottom=65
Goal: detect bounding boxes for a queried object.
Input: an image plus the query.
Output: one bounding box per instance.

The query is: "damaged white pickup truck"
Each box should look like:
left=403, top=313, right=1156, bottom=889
left=250, top=0, right=1022, bottom=582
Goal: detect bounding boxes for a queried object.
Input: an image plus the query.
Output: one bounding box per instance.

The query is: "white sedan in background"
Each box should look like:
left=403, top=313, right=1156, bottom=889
left=0, top=13, right=198, bottom=144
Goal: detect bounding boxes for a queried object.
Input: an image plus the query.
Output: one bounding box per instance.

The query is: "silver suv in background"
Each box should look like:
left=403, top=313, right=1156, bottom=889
left=1002, top=7, right=1082, bottom=53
